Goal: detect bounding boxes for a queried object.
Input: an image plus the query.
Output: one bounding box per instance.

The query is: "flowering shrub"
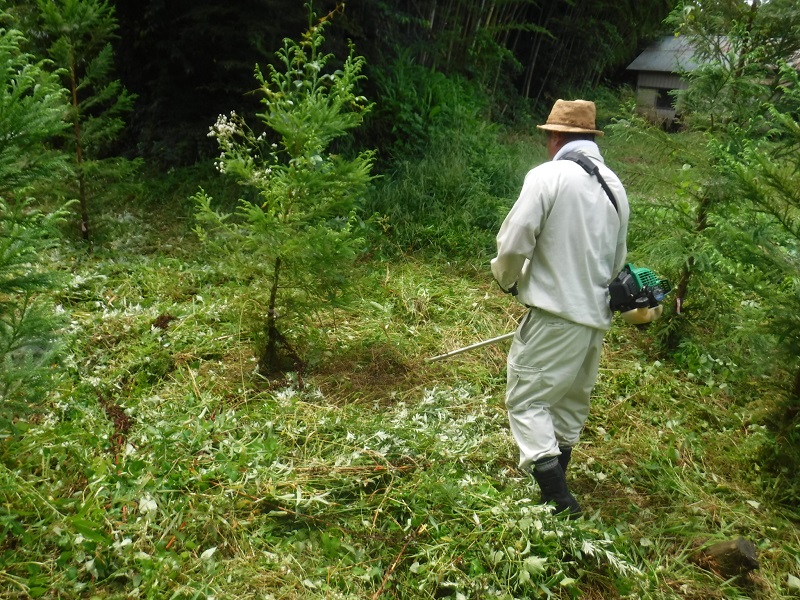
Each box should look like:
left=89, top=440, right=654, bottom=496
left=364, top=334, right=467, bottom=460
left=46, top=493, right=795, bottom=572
left=195, top=10, right=374, bottom=375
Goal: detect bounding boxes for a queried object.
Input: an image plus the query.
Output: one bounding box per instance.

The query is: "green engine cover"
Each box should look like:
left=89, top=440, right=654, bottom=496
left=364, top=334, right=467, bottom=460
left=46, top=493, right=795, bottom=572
left=630, top=265, right=661, bottom=291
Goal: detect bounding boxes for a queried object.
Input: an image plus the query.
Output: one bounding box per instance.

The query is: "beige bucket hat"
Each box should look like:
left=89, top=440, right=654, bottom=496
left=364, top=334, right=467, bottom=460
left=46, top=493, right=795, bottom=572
left=537, top=99, right=603, bottom=136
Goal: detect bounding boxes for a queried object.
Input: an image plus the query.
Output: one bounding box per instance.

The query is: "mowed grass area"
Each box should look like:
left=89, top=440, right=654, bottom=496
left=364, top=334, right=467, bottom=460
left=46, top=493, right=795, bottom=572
left=2, top=134, right=800, bottom=599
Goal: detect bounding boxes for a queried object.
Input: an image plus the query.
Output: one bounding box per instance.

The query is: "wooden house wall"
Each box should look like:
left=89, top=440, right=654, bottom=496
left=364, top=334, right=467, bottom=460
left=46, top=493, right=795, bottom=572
left=636, top=72, right=687, bottom=90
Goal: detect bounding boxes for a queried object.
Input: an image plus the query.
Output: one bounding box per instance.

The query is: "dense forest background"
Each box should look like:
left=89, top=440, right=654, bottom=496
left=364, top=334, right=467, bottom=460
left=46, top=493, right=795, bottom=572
left=109, top=0, right=674, bottom=163
left=12, top=0, right=675, bottom=164
left=3, top=0, right=800, bottom=598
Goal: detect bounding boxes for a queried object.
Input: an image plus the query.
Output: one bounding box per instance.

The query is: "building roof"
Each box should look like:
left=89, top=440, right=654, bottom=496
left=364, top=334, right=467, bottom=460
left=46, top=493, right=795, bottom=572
left=627, top=36, right=700, bottom=73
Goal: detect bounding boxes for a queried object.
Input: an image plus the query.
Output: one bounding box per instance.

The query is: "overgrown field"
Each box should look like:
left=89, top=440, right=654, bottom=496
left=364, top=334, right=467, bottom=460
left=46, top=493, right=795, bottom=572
left=2, top=130, right=800, bottom=599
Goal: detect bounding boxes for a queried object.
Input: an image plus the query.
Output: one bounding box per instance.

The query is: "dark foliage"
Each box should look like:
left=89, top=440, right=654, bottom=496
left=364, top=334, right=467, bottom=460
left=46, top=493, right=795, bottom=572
left=108, top=0, right=677, bottom=166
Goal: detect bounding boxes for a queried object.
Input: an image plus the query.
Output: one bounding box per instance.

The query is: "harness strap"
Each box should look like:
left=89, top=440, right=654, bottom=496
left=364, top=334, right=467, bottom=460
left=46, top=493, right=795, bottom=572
left=559, top=151, right=618, bottom=214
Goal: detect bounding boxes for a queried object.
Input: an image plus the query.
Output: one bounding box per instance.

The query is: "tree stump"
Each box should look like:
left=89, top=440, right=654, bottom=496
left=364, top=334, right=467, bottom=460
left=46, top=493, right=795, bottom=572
left=692, top=537, right=759, bottom=578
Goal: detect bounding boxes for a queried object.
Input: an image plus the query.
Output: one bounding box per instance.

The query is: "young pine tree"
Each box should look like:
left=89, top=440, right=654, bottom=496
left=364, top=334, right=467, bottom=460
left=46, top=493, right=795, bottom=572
left=702, top=64, right=800, bottom=502
left=36, top=0, right=136, bottom=242
left=716, top=65, right=800, bottom=397
left=194, top=9, right=375, bottom=376
left=619, top=0, right=800, bottom=355
left=0, top=24, right=69, bottom=425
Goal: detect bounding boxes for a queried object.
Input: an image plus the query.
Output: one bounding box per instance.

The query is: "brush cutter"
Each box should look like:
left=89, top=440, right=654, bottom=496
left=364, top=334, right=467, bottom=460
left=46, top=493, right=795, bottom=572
left=609, top=263, right=671, bottom=325
left=425, top=263, right=670, bottom=362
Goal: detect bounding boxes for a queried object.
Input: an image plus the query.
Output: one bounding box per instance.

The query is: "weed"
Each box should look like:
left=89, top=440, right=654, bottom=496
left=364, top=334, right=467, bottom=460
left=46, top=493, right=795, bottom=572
left=3, top=107, right=800, bottom=600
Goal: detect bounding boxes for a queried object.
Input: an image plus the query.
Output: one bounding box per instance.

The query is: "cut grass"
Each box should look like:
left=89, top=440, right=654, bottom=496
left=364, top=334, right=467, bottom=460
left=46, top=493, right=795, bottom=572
left=2, top=153, right=800, bottom=599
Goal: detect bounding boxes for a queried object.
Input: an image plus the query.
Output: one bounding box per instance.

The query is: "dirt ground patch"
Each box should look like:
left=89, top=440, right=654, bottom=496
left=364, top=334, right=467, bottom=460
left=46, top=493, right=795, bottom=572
left=315, top=342, right=422, bottom=404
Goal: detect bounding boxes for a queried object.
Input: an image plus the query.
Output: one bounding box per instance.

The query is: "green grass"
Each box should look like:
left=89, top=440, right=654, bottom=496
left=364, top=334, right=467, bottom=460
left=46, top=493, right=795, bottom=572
left=2, top=131, right=800, bottom=599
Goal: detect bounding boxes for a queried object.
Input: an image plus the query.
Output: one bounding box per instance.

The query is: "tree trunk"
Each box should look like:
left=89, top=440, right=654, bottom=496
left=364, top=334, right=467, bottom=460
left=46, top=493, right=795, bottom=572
left=445, top=0, right=462, bottom=68
left=259, top=256, right=282, bottom=374
left=70, top=54, right=90, bottom=243
left=673, top=255, right=694, bottom=317
left=524, top=1, right=554, bottom=99
left=535, top=2, right=581, bottom=104
left=667, top=192, right=712, bottom=351
left=524, top=31, right=544, bottom=98
left=692, top=537, right=759, bottom=578
left=675, top=192, right=711, bottom=315
left=419, top=0, right=438, bottom=68
left=257, top=255, right=304, bottom=380
left=467, top=0, right=486, bottom=53
left=726, top=0, right=760, bottom=122
left=793, top=363, right=800, bottom=400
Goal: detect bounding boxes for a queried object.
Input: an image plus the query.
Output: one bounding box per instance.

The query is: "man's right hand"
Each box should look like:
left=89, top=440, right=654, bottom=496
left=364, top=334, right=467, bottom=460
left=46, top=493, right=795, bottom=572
left=496, top=281, right=518, bottom=296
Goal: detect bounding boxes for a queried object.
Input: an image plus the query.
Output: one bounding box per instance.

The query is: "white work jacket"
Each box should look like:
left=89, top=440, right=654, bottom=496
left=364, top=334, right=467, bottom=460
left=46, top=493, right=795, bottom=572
left=491, top=141, right=629, bottom=330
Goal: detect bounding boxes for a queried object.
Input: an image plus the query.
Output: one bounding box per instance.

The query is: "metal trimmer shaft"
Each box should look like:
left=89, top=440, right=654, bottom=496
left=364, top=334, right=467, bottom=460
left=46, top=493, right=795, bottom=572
left=425, top=331, right=515, bottom=363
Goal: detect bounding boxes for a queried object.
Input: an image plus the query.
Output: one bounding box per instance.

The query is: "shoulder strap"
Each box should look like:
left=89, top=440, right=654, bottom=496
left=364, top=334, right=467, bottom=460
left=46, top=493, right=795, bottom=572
left=558, top=151, right=618, bottom=214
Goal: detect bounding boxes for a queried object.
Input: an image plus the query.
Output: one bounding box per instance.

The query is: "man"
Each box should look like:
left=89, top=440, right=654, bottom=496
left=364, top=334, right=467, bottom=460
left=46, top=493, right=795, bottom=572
left=491, top=99, right=629, bottom=515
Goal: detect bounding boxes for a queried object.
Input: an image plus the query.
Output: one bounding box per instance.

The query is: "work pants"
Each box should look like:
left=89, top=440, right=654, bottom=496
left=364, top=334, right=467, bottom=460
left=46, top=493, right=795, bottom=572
left=505, top=307, right=605, bottom=472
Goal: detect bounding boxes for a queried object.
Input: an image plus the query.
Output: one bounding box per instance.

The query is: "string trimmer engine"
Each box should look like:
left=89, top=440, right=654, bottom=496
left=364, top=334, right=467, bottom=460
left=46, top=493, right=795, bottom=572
left=609, top=263, right=671, bottom=320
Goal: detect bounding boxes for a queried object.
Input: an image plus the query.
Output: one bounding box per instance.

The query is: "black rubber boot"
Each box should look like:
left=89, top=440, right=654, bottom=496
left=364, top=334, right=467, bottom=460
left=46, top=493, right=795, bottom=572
left=532, top=458, right=581, bottom=517
left=557, top=446, right=572, bottom=475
